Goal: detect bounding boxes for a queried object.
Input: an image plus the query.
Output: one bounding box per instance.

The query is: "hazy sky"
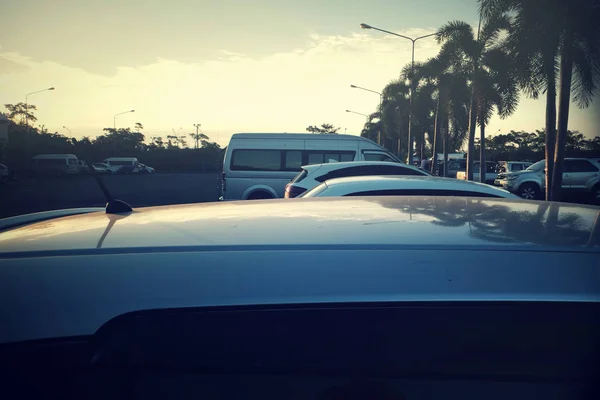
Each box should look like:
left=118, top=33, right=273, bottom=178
left=1, top=0, right=598, bottom=146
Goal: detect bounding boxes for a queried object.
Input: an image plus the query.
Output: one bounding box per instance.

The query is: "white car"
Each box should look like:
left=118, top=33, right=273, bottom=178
left=1, top=197, right=599, bottom=397
left=92, top=163, right=118, bottom=174
left=299, top=175, right=520, bottom=199
left=138, top=163, right=155, bottom=174
left=285, top=161, right=429, bottom=198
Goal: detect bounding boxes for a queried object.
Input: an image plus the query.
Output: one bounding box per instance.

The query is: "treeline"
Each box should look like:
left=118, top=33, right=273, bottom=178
left=1, top=103, right=223, bottom=172
left=475, top=129, right=600, bottom=162
left=359, top=0, right=600, bottom=200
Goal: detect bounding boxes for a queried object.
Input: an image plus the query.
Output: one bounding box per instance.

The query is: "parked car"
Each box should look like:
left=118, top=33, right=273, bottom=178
left=495, top=161, right=534, bottom=174
left=456, top=161, right=498, bottom=184
left=0, top=163, right=8, bottom=183
left=298, top=175, right=519, bottom=199
left=137, top=163, right=155, bottom=174
left=28, top=154, right=80, bottom=176
left=220, top=133, right=402, bottom=201
left=92, top=162, right=118, bottom=174
left=495, top=158, right=600, bottom=201
left=285, top=161, right=430, bottom=198
left=76, top=160, right=91, bottom=173
left=1, top=197, right=599, bottom=399
left=440, top=158, right=466, bottom=178
left=102, top=157, right=140, bottom=174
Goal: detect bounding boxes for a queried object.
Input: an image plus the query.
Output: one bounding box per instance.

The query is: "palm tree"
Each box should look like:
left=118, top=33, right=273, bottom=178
left=436, top=15, right=513, bottom=182
left=479, top=0, right=600, bottom=200
left=379, top=80, right=411, bottom=158
left=401, top=63, right=437, bottom=161
left=417, top=55, right=470, bottom=175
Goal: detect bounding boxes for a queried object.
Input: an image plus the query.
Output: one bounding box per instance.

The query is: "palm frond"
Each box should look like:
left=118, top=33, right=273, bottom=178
left=437, top=20, right=475, bottom=45
left=570, top=31, right=600, bottom=109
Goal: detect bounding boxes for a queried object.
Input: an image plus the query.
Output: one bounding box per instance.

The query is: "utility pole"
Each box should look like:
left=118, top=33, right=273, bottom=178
left=193, top=123, right=201, bottom=149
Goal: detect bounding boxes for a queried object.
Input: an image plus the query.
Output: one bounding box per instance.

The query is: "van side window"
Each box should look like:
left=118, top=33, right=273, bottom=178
left=231, top=150, right=282, bottom=171
left=306, top=152, right=355, bottom=165
left=285, top=151, right=302, bottom=170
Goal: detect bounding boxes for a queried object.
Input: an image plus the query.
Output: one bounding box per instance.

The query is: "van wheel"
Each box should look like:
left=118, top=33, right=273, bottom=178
left=247, top=191, right=272, bottom=200
left=518, top=183, right=541, bottom=200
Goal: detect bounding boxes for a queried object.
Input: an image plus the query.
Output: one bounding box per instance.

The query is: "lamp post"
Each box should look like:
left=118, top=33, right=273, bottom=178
left=62, top=126, right=72, bottom=137
left=350, top=84, right=382, bottom=145
left=25, top=87, right=55, bottom=129
left=193, top=123, right=201, bottom=149
left=360, top=23, right=436, bottom=163
left=24, top=87, right=54, bottom=160
left=345, top=109, right=370, bottom=128
left=113, top=109, right=135, bottom=156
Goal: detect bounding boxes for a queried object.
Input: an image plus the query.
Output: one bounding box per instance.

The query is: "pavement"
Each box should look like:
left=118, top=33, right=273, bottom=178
left=0, top=173, right=221, bottom=219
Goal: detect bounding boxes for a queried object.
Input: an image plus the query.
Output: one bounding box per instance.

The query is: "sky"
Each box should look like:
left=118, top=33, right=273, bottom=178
left=0, top=0, right=598, bottom=147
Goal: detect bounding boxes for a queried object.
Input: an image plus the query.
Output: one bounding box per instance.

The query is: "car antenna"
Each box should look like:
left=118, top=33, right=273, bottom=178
left=86, top=161, right=133, bottom=214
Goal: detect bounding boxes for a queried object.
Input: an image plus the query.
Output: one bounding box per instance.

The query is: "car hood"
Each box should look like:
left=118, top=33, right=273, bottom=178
left=0, top=197, right=599, bottom=254
left=499, top=169, right=540, bottom=178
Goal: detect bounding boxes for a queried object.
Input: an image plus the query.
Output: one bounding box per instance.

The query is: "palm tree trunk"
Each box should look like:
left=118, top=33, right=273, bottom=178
left=479, top=121, right=486, bottom=183
left=466, top=89, right=478, bottom=181
left=431, top=97, right=440, bottom=175
left=443, top=113, right=449, bottom=177
left=544, top=60, right=557, bottom=201
left=551, top=26, right=574, bottom=202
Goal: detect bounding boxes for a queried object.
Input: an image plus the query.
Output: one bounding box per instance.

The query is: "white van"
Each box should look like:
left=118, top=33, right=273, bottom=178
left=102, top=157, right=139, bottom=174
left=29, top=154, right=80, bottom=176
left=220, top=133, right=401, bottom=200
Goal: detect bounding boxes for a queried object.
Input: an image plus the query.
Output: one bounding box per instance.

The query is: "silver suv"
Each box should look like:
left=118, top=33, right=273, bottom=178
left=496, top=158, right=600, bottom=201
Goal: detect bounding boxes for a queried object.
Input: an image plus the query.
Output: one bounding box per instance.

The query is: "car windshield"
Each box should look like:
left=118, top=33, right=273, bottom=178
left=526, top=160, right=546, bottom=171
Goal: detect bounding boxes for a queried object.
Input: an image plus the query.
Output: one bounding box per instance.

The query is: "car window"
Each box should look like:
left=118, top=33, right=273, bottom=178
left=42, top=305, right=595, bottom=400
left=231, top=150, right=282, bottom=171
left=511, top=164, right=523, bottom=171
left=564, top=159, right=599, bottom=173
left=307, top=151, right=355, bottom=165
left=526, top=160, right=545, bottom=171
left=285, top=151, right=302, bottom=170
left=290, top=169, right=308, bottom=184
left=363, top=152, right=397, bottom=162
left=343, top=189, right=503, bottom=198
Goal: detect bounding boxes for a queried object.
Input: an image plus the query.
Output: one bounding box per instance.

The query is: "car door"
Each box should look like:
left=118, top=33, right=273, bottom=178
left=563, top=159, right=600, bottom=190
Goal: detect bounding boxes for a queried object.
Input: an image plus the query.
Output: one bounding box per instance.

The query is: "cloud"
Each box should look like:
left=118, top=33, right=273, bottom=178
left=0, top=28, right=597, bottom=145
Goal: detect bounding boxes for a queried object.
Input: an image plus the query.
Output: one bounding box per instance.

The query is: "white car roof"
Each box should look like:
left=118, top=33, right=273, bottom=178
left=301, top=160, right=422, bottom=173
left=317, top=175, right=518, bottom=198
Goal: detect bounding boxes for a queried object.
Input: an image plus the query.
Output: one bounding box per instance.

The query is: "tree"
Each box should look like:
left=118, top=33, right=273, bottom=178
left=189, top=132, right=209, bottom=149
left=134, top=122, right=144, bottom=132
left=306, top=123, right=340, bottom=134
left=416, top=55, right=470, bottom=174
left=4, top=103, right=38, bottom=124
left=478, top=0, right=600, bottom=200
left=436, top=14, right=515, bottom=182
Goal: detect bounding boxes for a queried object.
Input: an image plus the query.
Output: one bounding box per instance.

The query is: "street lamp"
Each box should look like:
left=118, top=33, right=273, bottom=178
left=193, top=123, right=202, bottom=149
left=346, top=109, right=370, bottom=128
left=361, top=22, right=436, bottom=163
left=62, top=126, right=72, bottom=137
left=113, top=109, right=135, bottom=130
left=350, top=84, right=383, bottom=145
left=24, top=87, right=54, bottom=160
left=25, top=87, right=55, bottom=129
left=113, top=109, right=135, bottom=156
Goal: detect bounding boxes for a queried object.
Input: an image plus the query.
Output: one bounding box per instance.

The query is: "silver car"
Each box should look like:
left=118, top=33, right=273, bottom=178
left=1, top=197, right=599, bottom=398
left=496, top=158, right=600, bottom=201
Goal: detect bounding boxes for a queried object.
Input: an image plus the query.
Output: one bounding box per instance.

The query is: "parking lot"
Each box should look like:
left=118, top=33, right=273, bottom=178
left=0, top=173, right=221, bottom=219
